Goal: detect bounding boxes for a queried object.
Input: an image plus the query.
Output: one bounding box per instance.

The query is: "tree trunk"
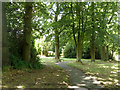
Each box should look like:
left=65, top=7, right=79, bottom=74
left=90, top=39, right=95, bottom=62
left=22, top=2, right=32, bottom=62
left=101, top=45, right=106, bottom=61
left=111, top=43, right=114, bottom=60
left=90, top=2, right=95, bottom=62
left=76, top=33, right=83, bottom=63
left=55, top=3, right=59, bottom=62
left=55, top=30, right=59, bottom=61
left=76, top=40, right=83, bottom=63
left=106, top=45, right=109, bottom=61
left=111, top=49, right=114, bottom=60
left=2, top=2, right=9, bottom=65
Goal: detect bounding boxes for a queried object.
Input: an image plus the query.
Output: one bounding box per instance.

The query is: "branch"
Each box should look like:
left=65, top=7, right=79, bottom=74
left=71, top=2, right=77, bottom=48
left=83, top=10, right=88, bottom=32
left=108, top=13, right=114, bottom=24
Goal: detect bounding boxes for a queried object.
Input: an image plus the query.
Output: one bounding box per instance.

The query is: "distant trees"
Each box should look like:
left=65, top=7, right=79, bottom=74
left=60, top=2, right=118, bottom=62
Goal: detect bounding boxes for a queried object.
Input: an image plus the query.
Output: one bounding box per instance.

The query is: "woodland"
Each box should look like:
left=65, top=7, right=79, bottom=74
left=2, top=2, right=120, bottom=89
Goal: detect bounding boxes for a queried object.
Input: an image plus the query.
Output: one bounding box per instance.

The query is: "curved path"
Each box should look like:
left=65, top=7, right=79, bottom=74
left=56, top=61, right=103, bottom=89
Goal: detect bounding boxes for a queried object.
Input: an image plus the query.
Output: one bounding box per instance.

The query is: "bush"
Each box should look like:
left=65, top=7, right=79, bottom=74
left=82, top=48, right=91, bottom=59
left=10, top=54, right=42, bottom=70
left=63, top=43, right=76, bottom=58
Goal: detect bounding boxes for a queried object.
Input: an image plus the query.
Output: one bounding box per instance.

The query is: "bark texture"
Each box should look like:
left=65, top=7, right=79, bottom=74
left=106, top=46, right=109, bottom=61
left=90, top=2, right=95, bottom=62
left=101, top=45, right=106, bottom=61
left=76, top=34, right=83, bottom=63
left=55, top=3, right=60, bottom=62
left=71, top=2, right=85, bottom=63
left=22, top=2, right=32, bottom=61
left=2, top=2, right=9, bottom=65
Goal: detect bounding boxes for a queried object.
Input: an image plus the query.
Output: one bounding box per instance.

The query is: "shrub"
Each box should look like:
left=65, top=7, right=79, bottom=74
left=63, top=43, right=76, bottom=58
left=10, top=54, right=42, bottom=70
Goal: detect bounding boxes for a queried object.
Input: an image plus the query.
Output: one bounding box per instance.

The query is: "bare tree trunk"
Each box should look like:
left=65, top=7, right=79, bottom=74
left=90, top=39, right=95, bottom=62
left=90, top=2, right=95, bottom=62
left=55, top=30, right=59, bottom=61
left=2, top=2, right=9, bottom=65
left=54, top=3, right=59, bottom=62
left=111, top=43, right=115, bottom=60
left=22, top=2, right=32, bottom=62
left=118, top=4, right=120, bottom=83
left=111, top=50, right=114, bottom=60
left=106, top=45, right=109, bottom=61
left=101, top=45, right=106, bottom=61
left=90, top=30, right=95, bottom=62
left=76, top=34, right=83, bottom=63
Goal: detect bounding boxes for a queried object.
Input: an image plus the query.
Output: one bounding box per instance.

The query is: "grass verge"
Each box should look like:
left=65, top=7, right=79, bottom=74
left=67, top=60, right=120, bottom=88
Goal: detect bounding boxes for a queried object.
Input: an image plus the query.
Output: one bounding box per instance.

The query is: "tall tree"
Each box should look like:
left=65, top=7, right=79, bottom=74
left=22, top=2, right=33, bottom=61
left=97, top=2, right=117, bottom=61
left=2, top=2, right=9, bottom=65
left=90, top=2, right=95, bottom=62
left=54, top=3, right=60, bottom=61
left=71, top=2, right=88, bottom=63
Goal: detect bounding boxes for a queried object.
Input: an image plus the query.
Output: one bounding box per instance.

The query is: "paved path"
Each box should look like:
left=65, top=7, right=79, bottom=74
left=56, top=61, right=103, bottom=89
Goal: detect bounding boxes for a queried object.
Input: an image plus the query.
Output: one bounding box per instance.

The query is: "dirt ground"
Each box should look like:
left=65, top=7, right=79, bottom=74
left=2, top=65, right=69, bottom=88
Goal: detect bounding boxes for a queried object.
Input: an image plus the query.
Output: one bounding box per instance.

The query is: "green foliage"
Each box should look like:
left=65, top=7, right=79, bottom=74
left=10, top=54, right=27, bottom=69
left=63, top=43, right=76, bottom=58
left=82, top=48, right=91, bottom=59
left=10, top=54, right=42, bottom=70
left=5, top=2, right=119, bottom=68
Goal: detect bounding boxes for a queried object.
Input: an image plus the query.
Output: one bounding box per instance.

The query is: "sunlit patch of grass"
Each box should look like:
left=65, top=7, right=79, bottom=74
left=16, top=85, right=25, bottom=88
left=61, top=58, right=76, bottom=61
left=67, top=60, right=119, bottom=88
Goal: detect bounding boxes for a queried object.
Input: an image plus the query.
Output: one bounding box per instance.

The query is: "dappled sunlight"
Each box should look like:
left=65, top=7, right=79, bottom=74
left=93, top=80, right=101, bottom=85
left=84, top=76, right=97, bottom=80
left=2, top=62, right=69, bottom=88
left=103, top=66, right=109, bottom=68
left=2, top=85, right=8, bottom=88
left=68, top=85, right=88, bottom=90
left=16, top=85, right=25, bottom=88
left=68, top=85, right=80, bottom=88
left=55, top=63, right=59, bottom=64
left=67, top=59, right=120, bottom=88
left=111, top=65, right=119, bottom=69
left=56, top=74, right=60, bottom=77
left=77, top=84, right=86, bottom=87
left=114, top=79, right=119, bottom=83
left=82, top=75, right=117, bottom=87
left=110, top=71, right=117, bottom=74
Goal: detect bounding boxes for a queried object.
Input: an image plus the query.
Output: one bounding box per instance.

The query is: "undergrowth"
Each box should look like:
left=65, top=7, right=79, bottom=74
left=3, top=54, right=43, bottom=71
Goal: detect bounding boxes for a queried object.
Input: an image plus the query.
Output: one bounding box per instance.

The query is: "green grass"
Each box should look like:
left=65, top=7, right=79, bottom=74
left=66, top=59, right=119, bottom=88
left=40, top=57, right=120, bottom=88
left=61, top=57, right=76, bottom=61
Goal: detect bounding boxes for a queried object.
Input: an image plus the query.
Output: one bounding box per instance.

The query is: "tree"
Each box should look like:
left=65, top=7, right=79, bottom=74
left=71, top=2, right=88, bottom=63
left=90, top=2, right=95, bottom=62
left=22, top=2, right=33, bottom=61
left=2, top=2, right=9, bottom=65
left=54, top=3, right=60, bottom=61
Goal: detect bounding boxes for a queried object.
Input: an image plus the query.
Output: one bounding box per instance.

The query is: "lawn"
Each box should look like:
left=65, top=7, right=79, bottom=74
left=66, top=59, right=120, bottom=88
